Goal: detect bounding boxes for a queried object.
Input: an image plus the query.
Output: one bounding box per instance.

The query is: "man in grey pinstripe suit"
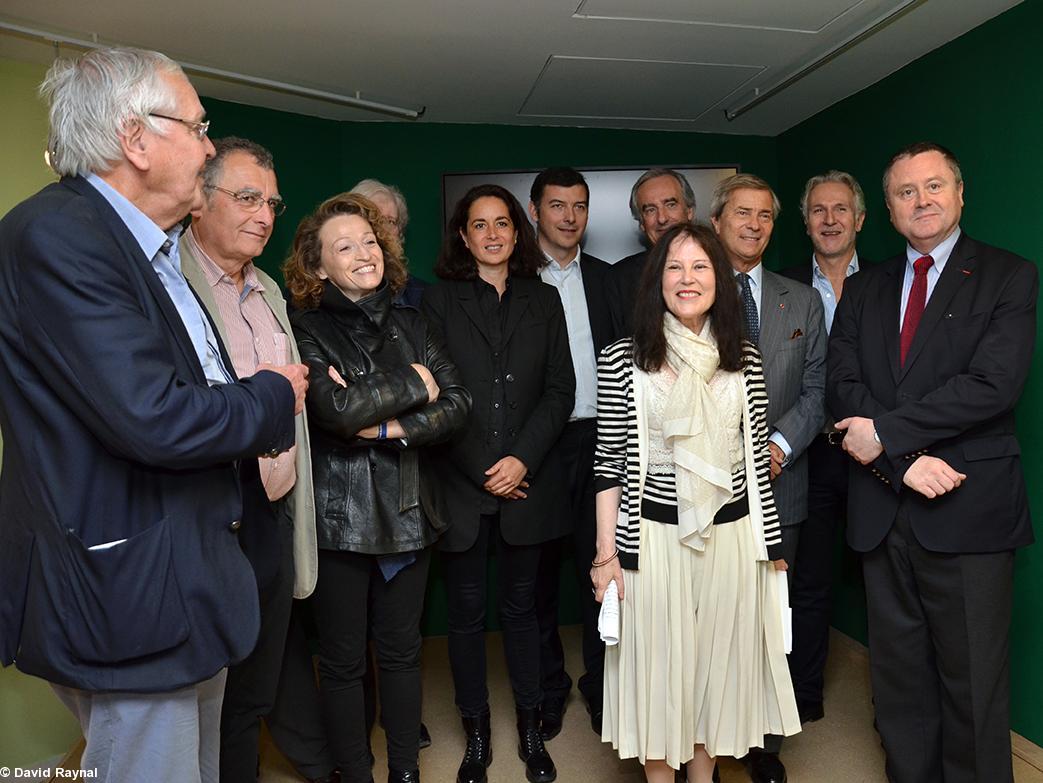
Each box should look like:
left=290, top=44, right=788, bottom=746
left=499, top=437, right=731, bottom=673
left=711, top=173, right=826, bottom=783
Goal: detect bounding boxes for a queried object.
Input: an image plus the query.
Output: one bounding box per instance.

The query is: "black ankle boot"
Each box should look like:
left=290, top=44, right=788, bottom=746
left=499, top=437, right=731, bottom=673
left=457, top=710, right=492, bottom=783
left=388, top=770, right=419, bottom=783
left=516, top=707, right=556, bottom=783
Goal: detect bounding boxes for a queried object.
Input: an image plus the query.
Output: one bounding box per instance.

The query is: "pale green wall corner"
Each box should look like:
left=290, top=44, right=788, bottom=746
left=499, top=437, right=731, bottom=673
left=0, top=56, right=81, bottom=768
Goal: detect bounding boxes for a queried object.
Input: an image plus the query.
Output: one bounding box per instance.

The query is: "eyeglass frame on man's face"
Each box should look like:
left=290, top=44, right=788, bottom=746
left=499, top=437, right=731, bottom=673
left=204, top=184, right=287, bottom=217
left=148, top=112, right=211, bottom=141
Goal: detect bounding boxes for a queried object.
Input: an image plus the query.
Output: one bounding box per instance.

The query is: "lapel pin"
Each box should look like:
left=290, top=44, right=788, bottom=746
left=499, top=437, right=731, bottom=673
left=779, top=303, right=786, bottom=309
left=961, top=269, right=972, bottom=275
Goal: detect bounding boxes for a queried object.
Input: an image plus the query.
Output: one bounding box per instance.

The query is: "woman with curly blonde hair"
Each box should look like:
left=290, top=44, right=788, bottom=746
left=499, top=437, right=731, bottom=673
left=284, top=192, right=471, bottom=783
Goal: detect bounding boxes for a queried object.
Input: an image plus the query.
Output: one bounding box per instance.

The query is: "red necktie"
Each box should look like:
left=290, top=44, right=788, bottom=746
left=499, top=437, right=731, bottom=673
left=900, top=254, right=934, bottom=366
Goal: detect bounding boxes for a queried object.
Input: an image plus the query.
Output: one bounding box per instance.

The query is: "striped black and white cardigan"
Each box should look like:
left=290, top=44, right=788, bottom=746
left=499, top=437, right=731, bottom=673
left=593, top=337, right=783, bottom=569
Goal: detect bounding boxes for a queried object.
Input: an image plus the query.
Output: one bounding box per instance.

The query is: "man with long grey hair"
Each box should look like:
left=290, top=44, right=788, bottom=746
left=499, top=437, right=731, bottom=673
left=0, top=47, right=307, bottom=783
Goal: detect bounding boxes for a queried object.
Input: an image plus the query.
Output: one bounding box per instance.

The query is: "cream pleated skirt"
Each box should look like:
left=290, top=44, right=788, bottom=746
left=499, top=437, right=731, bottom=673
left=602, top=516, right=800, bottom=768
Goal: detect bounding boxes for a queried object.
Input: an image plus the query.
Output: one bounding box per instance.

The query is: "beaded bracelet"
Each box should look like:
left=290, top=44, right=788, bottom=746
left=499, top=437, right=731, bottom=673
left=591, top=549, right=619, bottom=567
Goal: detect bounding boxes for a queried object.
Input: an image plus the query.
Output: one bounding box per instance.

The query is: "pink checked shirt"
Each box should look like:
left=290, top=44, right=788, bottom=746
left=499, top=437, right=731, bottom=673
left=185, top=227, right=297, bottom=501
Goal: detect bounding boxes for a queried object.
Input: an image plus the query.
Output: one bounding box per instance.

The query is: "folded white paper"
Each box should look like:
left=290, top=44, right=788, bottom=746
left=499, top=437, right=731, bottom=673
left=599, top=580, right=620, bottom=646
left=776, top=569, right=792, bottom=654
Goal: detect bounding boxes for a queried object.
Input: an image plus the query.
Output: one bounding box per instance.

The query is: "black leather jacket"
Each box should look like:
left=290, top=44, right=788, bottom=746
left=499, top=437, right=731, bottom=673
left=290, top=281, right=471, bottom=554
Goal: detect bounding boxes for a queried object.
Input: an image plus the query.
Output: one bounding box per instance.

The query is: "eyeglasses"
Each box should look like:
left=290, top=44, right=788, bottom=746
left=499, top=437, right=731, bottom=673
left=206, top=185, right=287, bottom=217
left=148, top=112, right=211, bottom=141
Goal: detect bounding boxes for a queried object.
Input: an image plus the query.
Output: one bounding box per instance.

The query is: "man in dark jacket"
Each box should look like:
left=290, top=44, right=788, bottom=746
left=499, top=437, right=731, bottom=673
left=528, top=167, right=616, bottom=739
left=780, top=170, right=868, bottom=726
left=605, top=168, right=695, bottom=336
left=0, top=48, right=306, bottom=783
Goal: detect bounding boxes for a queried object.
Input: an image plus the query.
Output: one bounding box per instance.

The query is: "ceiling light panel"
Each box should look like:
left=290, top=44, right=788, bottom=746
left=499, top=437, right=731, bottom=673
left=519, top=55, right=763, bottom=122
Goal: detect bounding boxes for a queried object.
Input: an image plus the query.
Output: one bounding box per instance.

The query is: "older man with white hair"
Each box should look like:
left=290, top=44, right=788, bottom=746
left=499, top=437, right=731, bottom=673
left=0, top=47, right=307, bottom=783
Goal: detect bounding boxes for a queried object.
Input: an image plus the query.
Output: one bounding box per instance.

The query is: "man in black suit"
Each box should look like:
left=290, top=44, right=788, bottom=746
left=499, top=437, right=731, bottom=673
left=0, top=48, right=307, bottom=783
left=527, top=167, right=616, bottom=739
left=605, top=168, right=695, bottom=335
left=828, top=142, right=1036, bottom=783
left=780, top=170, right=867, bottom=725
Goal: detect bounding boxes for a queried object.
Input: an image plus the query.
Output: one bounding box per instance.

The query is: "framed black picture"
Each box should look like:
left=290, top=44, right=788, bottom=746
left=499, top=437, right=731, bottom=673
left=442, top=165, right=739, bottom=263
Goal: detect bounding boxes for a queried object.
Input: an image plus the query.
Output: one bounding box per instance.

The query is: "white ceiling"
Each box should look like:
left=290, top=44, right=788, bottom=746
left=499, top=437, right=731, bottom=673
left=0, top=0, right=1021, bottom=136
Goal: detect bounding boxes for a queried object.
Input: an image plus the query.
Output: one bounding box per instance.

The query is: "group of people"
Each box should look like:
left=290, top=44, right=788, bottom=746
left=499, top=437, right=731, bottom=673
left=0, top=45, right=1035, bottom=783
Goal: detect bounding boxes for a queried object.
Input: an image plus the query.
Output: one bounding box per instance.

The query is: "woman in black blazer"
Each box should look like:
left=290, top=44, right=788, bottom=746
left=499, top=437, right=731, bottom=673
left=421, top=184, right=575, bottom=783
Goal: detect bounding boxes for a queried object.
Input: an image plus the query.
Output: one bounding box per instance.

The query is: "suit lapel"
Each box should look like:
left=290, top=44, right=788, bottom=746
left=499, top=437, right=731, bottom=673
left=71, top=177, right=204, bottom=382
left=758, top=269, right=787, bottom=355
left=580, top=254, right=614, bottom=351
left=879, top=257, right=905, bottom=385
left=502, top=282, right=531, bottom=347
left=179, top=236, right=232, bottom=352
left=900, top=235, right=977, bottom=379
left=456, top=282, right=495, bottom=347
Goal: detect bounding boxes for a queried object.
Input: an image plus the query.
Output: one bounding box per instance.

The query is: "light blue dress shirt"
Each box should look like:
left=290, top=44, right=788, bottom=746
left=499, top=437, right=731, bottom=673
left=540, top=251, right=598, bottom=420
left=811, top=252, right=860, bottom=334
left=899, top=227, right=961, bottom=328
left=86, top=174, right=232, bottom=386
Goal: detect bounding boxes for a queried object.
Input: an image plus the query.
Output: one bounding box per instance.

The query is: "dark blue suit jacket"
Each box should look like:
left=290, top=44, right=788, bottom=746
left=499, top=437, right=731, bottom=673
left=0, top=176, right=295, bottom=692
left=827, top=234, right=1036, bottom=553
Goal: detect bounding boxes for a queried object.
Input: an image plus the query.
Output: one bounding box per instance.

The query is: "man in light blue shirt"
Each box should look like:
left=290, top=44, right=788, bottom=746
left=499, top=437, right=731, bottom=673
left=529, top=167, right=617, bottom=740
left=0, top=47, right=308, bottom=783
left=780, top=170, right=867, bottom=728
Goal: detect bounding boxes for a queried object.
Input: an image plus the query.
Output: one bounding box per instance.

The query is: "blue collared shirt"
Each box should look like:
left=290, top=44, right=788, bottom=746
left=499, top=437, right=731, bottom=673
left=540, top=250, right=597, bottom=420
left=811, top=252, right=859, bottom=334
left=86, top=174, right=232, bottom=386
left=899, top=227, right=961, bottom=328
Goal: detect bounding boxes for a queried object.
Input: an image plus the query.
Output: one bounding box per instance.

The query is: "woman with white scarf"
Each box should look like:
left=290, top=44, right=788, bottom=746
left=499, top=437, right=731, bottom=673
left=591, top=223, right=800, bottom=783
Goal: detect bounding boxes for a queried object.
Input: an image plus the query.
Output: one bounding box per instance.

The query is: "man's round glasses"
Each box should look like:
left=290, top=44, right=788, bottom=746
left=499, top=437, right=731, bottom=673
left=148, top=112, right=211, bottom=141
left=206, top=185, right=287, bottom=217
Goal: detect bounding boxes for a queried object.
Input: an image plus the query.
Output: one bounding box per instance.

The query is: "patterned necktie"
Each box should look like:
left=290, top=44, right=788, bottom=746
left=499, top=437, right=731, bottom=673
left=900, top=254, right=934, bottom=366
left=737, top=272, right=759, bottom=344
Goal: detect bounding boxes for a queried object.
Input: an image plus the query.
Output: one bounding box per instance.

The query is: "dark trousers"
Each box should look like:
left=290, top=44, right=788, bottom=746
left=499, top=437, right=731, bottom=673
left=444, top=512, right=543, bottom=715
left=312, top=547, right=432, bottom=783
left=789, top=434, right=849, bottom=705
left=267, top=598, right=336, bottom=780
left=535, top=419, right=604, bottom=709
left=220, top=512, right=296, bottom=783
left=864, top=509, right=1014, bottom=783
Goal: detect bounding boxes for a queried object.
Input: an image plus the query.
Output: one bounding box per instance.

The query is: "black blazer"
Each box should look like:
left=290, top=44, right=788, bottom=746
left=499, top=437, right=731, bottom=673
left=536, top=252, right=615, bottom=539
left=605, top=249, right=648, bottom=338
left=827, top=233, right=1036, bottom=554
left=421, top=276, right=575, bottom=550
left=575, top=252, right=617, bottom=354
left=0, top=177, right=295, bottom=691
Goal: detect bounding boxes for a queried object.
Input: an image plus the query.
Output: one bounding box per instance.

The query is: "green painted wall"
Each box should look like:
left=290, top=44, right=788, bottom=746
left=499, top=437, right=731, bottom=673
left=0, top=56, right=82, bottom=769
left=201, top=102, right=781, bottom=283
left=776, top=0, right=1043, bottom=745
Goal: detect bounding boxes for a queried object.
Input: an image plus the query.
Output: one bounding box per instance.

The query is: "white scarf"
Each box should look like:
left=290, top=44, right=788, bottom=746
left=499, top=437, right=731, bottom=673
left=661, top=313, right=734, bottom=551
